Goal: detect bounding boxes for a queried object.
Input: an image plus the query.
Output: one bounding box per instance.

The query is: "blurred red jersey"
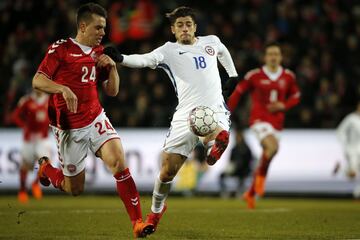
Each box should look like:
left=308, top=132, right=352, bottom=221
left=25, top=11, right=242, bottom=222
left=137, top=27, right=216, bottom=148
left=227, top=66, right=300, bottom=130
left=12, top=93, right=50, bottom=141
left=37, top=38, right=109, bottom=129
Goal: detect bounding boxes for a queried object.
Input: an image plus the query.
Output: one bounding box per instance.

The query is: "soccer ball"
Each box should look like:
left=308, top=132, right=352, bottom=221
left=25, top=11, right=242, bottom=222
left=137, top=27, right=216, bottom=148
left=188, top=106, right=218, bottom=136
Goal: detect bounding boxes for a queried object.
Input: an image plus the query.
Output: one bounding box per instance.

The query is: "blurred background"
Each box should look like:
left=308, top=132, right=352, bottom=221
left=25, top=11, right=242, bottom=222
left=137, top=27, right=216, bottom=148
left=1, top=0, right=360, bottom=197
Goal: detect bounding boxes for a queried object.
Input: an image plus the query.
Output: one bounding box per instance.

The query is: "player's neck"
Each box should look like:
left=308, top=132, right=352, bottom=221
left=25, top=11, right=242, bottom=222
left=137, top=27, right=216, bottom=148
left=265, top=65, right=280, bottom=73
left=74, top=35, right=93, bottom=48
left=177, top=37, right=197, bottom=45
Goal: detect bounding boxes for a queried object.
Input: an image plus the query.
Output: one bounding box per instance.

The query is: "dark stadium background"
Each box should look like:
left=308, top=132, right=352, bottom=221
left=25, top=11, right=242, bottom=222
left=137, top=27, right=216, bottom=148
left=1, top=1, right=360, bottom=239
left=1, top=0, right=359, bottom=129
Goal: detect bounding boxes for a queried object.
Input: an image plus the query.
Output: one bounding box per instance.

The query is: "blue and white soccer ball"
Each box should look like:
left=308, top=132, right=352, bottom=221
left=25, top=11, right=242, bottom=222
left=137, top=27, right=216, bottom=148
left=188, top=106, right=218, bottom=136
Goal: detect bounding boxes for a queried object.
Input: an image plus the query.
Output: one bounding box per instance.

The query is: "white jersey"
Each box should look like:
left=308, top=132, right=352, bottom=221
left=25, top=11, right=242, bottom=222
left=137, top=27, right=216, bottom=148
left=337, top=112, right=360, bottom=149
left=122, top=35, right=237, bottom=117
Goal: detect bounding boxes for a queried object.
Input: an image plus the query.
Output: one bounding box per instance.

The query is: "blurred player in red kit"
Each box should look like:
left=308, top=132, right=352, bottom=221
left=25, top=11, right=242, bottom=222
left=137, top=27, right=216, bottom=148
left=227, top=43, right=300, bottom=208
left=32, top=3, right=153, bottom=237
left=11, top=90, right=51, bottom=203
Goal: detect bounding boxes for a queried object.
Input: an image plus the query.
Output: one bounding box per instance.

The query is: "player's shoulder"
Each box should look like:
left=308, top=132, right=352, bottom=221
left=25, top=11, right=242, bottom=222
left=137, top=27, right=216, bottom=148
left=153, top=41, right=173, bottom=53
left=198, top=35, right=221, bottom=44
left=244, top=68, right=261, bottom=80
left=17, top=94, right=32, bottom=106
left=46, top=38, right=70, bottom=55
left=284, top=68, right=296, bottom=79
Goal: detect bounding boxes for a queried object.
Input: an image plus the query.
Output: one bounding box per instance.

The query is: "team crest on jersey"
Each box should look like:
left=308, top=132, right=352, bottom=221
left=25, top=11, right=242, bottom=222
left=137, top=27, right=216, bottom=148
left=90, top=52, right=97, bottom=60
left=205, top=46, right=215, bottom=56
left=279, top=79, right=286, bottom=88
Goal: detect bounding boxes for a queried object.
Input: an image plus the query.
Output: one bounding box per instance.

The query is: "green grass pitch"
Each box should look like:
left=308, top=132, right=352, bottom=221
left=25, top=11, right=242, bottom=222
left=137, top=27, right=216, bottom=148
left=0, top=195, right=359, bottom=239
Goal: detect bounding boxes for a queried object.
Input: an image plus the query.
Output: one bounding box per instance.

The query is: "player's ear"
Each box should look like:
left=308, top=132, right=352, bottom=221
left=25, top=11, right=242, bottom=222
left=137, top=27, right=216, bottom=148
left=171, top=25, right=175, bottom=35
left=78, top=21, right=87, bottom=34
left=194, top=23, right=197, bottom=33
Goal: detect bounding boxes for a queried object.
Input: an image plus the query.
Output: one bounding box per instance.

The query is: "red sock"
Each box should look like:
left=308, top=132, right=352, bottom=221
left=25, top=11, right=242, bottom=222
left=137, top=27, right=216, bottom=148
left=114, top=168, right=142, bottom=226
left=248, top=172, right=257, bottom=196
left=248, top=153, right=270, bottom=196
left=19, top=169, right=27, bottom=191
left=32, top=175, right=39, bottom=185
left=257, top=153, right=271, bottom=177
left=44, top=164, right=64, bottom=189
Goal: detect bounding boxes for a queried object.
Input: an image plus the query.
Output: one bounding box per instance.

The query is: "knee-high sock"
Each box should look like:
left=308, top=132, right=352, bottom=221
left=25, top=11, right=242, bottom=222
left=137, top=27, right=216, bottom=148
left=43, top=164, right=64, bottom=189
left=257, top=152, right=270, bottom=177
left=248, top=153, right=270, bottom=196
left=151, top=176, right=172, bottom=213
left=19, top=169, right=27, bottom=191
left=114, top=168, right=142, bottom=226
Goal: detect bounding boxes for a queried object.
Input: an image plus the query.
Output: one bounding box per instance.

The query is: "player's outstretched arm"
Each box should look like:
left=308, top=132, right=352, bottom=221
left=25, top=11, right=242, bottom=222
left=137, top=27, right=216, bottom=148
left=33, top=73, right=78, bottom=113
left=104, top=46, right=163, bottom=69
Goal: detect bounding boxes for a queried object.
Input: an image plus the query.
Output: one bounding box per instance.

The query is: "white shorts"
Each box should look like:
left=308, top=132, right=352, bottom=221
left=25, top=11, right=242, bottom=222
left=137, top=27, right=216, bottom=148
left=345, top=148, right=360, bottom=173
left=163, top=103, right=231, bottom=157
left=251, top=122, right=280, bottom=142
left=22, top=138, right=52, bottom=167
left=51, top=111, right=120, bottom=176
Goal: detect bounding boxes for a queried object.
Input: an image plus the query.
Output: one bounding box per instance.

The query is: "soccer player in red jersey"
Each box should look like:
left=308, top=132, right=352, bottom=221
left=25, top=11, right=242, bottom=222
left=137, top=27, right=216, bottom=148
left=227, top=43, right=300, bottom=209
left=11, top=90, right=51, bottom=203
left=32, top=3, right=152, bottom=237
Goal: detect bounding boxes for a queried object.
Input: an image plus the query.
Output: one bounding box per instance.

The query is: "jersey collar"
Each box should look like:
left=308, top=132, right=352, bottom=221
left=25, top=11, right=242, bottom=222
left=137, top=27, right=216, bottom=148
left=262, top=65, right=283, bottom=81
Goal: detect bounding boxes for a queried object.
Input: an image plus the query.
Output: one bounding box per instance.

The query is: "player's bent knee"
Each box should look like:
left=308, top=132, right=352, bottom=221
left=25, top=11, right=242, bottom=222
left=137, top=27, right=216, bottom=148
left=104, top=155, right=125, bottom=173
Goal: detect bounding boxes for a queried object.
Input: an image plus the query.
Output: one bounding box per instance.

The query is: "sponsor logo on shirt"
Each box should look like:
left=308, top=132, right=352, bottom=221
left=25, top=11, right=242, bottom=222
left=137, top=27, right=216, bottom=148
left=70, top=53, right=83, bottom=57
left=260, top=79, right=270, bottom=85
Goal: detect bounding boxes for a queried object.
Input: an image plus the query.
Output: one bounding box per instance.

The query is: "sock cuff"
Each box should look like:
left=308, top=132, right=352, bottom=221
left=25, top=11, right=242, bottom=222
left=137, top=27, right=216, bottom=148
left=114, top=168, right=131, bottom=181
left=154, top=175, right=172, bottom=194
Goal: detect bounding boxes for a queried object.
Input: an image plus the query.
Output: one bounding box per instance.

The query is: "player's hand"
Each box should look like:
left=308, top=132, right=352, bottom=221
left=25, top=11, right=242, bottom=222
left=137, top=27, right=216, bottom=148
left=97, top=54, right=116, bottom=69
left=222, top=76, right=239, bottom=101
left=103, top=46, right=123, bottom=63
left=61, top=86, right=78, bottom=113
left=267, top=101, right=286, bottom=113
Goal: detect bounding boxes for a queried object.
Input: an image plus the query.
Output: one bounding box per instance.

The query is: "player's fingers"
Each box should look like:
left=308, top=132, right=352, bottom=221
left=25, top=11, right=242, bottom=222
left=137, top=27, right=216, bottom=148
left=73, top=96, right=78, bottom=113
left=65, top=98, right=74, bottom=113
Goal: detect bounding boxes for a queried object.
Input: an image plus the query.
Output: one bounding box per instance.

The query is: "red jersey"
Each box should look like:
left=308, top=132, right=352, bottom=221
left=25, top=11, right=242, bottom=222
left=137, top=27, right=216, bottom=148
left=37, top=38, right=109, bottom=129
left=12, top=93, right=50, bottom=141
left=227, top=66, right=300, bottom=130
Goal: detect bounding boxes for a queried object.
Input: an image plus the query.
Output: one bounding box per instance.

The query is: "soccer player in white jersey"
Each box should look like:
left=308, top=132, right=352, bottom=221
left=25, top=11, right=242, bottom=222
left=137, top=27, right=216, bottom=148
left=107, top=6, right=238, bottom=234
left=337, top=100, right=360, bottom=197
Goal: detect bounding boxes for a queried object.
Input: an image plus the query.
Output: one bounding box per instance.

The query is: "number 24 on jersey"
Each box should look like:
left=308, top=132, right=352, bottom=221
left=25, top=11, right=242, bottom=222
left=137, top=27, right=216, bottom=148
left=81, top=66, right=96, bottom=82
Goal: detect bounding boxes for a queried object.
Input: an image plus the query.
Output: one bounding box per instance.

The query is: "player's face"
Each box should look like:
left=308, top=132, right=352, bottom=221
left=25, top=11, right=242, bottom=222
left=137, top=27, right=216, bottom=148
left=80, top=14, right=106, bottom=47
left=264, top=46, right=282, bottom=68
left=171, top=16, right=197, bottom=45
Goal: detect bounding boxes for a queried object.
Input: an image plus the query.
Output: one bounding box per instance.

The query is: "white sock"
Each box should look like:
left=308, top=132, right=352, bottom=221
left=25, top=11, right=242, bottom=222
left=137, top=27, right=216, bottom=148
left=151, top=176, right=172, bottom=213
left=206, top=140, right=215, bottom=156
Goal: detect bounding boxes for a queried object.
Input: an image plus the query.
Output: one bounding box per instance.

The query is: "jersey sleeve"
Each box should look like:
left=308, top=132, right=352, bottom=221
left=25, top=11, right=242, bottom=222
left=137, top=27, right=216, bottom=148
left=122, top=45, right=165, bottom=69
left=37, top=41, right=65, bottom=79
left=337, top=115, right=351, bottom=148
left=11, top=97, right=27, bottom=128
left=226, top=72, right=253, bottom=112
left=213, top=35, right=238, bottom=77
left=284, top=70, right=301, bottom=110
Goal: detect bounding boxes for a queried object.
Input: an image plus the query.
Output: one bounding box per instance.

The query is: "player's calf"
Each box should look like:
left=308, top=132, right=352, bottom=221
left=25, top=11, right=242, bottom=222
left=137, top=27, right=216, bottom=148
left=206, top=130, right=229, bottom=165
